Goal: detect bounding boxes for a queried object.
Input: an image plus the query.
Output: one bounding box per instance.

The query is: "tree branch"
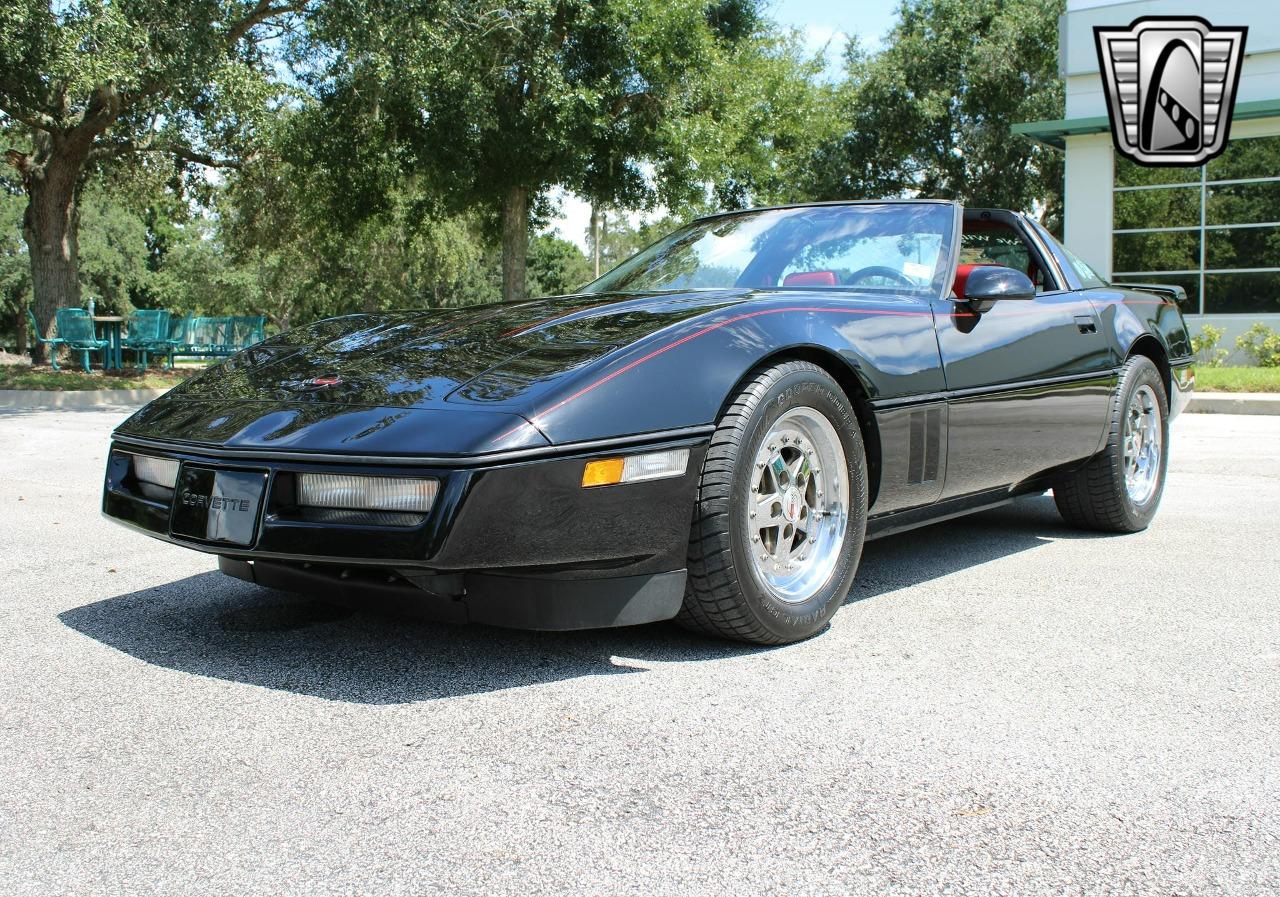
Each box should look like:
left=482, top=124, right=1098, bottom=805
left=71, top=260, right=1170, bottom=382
left=226, top=0, right=310, bottom=45
left=171, top=146, right=245, bottom=169
left=90, top=137, right=244, bottom=169
left=0, top=102, right=58, bottom=134
left=78, top=82, right=124, bottom=138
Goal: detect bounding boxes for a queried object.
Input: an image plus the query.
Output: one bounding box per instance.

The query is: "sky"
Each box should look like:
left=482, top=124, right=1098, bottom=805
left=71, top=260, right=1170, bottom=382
left=549, top=0, right=902, bottom=251
left=771, top=0, right=900, bottom=68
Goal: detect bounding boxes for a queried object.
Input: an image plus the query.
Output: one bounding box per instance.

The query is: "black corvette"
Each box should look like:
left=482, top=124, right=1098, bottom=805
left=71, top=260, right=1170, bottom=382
left=103, top=201, right=1194, bottom=644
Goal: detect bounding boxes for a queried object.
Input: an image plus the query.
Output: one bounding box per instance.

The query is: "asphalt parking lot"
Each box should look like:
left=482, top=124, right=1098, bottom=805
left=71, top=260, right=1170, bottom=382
left=0, top=407, right=1277, bottom=897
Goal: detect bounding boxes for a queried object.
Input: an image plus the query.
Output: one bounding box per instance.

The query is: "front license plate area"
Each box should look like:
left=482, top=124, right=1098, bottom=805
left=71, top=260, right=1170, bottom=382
left=170, top=466, right=268, bottom=546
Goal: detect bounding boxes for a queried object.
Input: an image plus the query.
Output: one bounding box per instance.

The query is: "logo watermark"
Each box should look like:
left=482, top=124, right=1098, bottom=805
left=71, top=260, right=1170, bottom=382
left=1094, top=16, right=1247, bottom=167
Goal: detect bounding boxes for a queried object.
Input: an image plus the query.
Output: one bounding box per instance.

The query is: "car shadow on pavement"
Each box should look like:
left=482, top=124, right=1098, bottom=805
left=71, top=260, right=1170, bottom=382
left=58, top=570, right=766, bottom=704
left=849, top=492, right=1112, bottom=605
left=60, top=494, right=1113, bottom=704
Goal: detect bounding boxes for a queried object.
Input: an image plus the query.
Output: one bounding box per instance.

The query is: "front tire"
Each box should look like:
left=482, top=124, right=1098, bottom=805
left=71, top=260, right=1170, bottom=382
left=1053, top=355, right=1169, bottom=532
left=678, top=361, right=868, bottom=644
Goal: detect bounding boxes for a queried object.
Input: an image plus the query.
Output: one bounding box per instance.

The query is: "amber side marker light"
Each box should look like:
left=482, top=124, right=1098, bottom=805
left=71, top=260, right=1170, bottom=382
left=581, top=448, right=689, bottom=488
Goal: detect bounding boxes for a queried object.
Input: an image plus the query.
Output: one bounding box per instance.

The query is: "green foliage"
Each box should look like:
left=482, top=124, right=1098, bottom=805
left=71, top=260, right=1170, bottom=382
left=215, top=139, right=515, bottom=320
left=293, top=0, right=821, bottom=299
left=0, top=0, right=304, bottom=157
left=77, top=186, right=151, bottom=314
left=674, top=30, right=836, bottom=210
left=1236, top=322, right=1280, bottom=368
left=1195, top=366, right=1280, bottom=393
left=1, top=0, right=1091, bottom=334
left=0, top=189, right=28, bottom=318
left=528, top=234, right=593, bottom=297
left=806, top=0, right=1064, bottom=223
left=1, top=0, right=312, bottom=359
left=1190, top=325, right=1228, bottom=368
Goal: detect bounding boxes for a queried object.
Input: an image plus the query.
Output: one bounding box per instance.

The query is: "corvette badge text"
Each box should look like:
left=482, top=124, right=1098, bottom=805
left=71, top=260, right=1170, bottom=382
left=180, top=491, right=251, bottom=512
left=1094, top=16, right=1247, bottom=167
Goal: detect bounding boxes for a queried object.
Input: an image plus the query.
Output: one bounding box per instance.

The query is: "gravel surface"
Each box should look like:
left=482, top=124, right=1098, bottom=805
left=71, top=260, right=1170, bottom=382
left=1, top=407, right=1277, bottom=896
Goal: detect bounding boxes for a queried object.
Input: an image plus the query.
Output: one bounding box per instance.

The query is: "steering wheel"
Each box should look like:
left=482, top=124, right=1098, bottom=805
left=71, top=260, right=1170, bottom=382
left=847, top=265, right=916, bottom=286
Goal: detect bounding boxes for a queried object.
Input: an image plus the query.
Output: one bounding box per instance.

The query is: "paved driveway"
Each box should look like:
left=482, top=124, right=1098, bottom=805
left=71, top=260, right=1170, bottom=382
left=1, top=407, right=1276, bottom=896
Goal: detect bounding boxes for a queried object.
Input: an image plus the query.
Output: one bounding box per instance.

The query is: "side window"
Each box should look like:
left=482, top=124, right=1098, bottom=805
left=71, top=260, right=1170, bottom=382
left=1060, top=244, right=1107, bottom=289
left=959, top=225, right=1049, bottom=293
left=779, top=233, right=942, bottom=290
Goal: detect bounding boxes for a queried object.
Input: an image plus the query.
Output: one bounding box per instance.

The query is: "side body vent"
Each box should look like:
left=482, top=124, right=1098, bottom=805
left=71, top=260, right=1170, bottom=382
left=906, top=407, right=942, bottom=485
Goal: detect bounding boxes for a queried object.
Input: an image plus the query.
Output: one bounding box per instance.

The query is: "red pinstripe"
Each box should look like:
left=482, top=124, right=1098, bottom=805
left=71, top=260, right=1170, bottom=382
left=489, top=296, right=1175, bottom=445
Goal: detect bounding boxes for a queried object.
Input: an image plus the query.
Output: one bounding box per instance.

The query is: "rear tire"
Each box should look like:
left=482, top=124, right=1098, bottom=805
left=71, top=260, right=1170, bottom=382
left=1053, top=355, right=1169, bottom=532
left=678, top=361, right=868, bottom=645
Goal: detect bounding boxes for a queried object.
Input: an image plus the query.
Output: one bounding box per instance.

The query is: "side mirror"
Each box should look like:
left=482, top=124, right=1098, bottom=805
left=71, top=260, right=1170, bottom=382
left=962, top=265, right=1036, bottom=312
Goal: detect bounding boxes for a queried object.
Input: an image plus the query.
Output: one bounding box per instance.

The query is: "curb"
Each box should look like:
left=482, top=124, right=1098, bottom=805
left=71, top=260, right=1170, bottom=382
left=0, top=387, right=171, bottom=409
left=1186, top=392, right=1280, bottom=415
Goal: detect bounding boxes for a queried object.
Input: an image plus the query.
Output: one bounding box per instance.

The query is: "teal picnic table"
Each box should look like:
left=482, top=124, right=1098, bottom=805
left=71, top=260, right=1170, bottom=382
left=93, top=315, right=125, bottom=370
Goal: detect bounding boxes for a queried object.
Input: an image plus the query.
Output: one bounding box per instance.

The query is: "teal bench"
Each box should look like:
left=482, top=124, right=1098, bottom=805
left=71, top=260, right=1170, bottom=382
left=26, top=308, right=108, bottom=372
left=123, top=309, right=173, bottom=370
left=166, top=315, right=267, bottom=366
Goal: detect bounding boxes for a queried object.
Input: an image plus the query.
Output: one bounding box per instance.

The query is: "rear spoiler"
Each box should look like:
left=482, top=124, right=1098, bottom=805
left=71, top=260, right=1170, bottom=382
left=1111, top=282, right=1188, bottom=304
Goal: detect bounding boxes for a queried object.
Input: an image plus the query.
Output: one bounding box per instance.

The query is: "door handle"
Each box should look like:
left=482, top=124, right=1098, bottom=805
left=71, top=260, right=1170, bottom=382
left=1074, top=315, right=1098, bottom=334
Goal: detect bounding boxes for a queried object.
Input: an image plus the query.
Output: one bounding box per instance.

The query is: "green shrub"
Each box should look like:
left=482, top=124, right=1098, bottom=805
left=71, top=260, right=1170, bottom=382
left=1191, top=324, right=1228, bottom=367
left=1236, top=323, right=1280, bottom=368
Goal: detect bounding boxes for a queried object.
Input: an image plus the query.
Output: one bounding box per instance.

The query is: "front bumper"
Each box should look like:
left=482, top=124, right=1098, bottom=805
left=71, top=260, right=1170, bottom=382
left=103, top=432, right=707, bottom=629
left=217, top=557, right=688, bottom=630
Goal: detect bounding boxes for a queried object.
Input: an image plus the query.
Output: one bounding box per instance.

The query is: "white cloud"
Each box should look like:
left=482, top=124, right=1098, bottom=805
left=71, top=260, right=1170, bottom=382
left=546, top=186, right=594, bottom=252
left=801, top=23, right=850, bottom=76
left=543, top=185, right=669, bottom=255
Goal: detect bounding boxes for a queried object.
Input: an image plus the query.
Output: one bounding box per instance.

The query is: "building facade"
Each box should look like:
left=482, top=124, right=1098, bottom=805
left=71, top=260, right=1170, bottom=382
left=1015, top=0, right=1280, bottom=363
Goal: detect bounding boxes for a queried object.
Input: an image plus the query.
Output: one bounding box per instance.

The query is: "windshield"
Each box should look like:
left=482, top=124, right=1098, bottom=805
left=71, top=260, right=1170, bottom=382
left=583, top=203, right=955, bottom=295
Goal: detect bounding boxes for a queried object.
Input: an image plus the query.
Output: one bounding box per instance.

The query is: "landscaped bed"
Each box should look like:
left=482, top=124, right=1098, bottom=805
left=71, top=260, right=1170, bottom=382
left=1195, top=367, right=1280, bottom=393
left=0, top=363, right=196, bottom=391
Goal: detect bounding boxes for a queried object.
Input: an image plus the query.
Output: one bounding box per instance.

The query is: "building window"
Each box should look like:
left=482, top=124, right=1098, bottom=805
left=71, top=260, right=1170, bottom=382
left=1112, top=134, right=1280, bottom=314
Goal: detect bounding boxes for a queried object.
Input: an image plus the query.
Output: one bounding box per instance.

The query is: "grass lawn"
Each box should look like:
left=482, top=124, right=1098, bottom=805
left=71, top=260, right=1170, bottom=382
left=1195, top=366, right=1280, bottom=393
left=0, top=364, right=197, bottom=391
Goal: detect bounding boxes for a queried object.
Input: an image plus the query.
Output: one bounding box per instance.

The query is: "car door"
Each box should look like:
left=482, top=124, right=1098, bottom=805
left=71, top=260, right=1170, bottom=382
left=933, top=210, right=1114, bottom=500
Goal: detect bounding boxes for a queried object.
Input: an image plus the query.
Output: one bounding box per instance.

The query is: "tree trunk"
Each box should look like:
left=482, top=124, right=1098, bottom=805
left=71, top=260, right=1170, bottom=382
left=591, top=204, right=601, bottom=278
left=21, top=154, right=83, bottom=366
left=500, top=185, right=529, bottom=302
left=13, top=309, right=26, bottom=355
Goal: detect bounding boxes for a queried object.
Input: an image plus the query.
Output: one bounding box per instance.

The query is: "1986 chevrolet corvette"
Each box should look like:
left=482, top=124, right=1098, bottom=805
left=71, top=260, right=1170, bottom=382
left=103, top=201, right=1194, bottom=644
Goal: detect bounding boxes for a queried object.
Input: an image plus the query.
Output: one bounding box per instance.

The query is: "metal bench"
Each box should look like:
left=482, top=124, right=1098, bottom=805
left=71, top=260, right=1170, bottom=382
left=165, top=315, right=267, bottom=366
left=123, top=309, right=172, bottom=370
left=26, top=308, right=109, bottom=372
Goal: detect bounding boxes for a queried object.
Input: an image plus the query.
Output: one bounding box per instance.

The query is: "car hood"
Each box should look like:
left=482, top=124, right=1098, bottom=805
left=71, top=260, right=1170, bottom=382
left=114, top=290, right=750, bottom=456
left=159, top=291, right=750, bottom=409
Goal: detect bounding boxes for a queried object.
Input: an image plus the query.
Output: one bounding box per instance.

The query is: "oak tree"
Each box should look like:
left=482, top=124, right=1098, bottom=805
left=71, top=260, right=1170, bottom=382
left=806, top=0, right=1064, bottom=225
left=301, top=0, right=786, bottom=302
left=0, top=0, right=310, bottom=360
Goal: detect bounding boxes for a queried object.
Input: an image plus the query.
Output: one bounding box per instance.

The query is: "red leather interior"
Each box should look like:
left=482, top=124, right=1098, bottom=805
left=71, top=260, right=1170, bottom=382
left=952, top=263, right=981, bottom=298
left=783, top=270, right=838, bottom=287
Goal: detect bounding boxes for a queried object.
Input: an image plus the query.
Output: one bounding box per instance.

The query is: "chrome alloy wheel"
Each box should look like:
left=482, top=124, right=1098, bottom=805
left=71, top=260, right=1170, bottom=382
left=744, top=406, right=849, bottom=603
left=1123, top=383, right=1163, bottom=504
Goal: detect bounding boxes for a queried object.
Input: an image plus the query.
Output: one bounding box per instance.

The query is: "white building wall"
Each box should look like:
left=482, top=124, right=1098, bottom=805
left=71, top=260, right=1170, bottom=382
left=1063, top=133, right=1114, bottom=279
left=1062, top=0, right=1280, bottom=120
left=1059, top=0, right=1280, bottom=364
